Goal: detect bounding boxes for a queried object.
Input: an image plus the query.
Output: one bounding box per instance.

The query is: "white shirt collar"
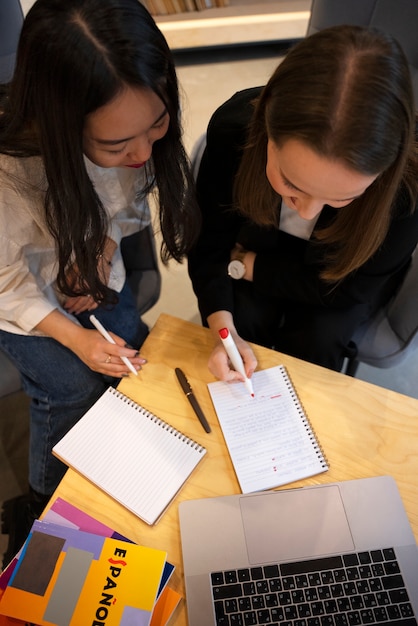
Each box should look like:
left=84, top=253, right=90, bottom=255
left=279, top=199, right=320, bottom=240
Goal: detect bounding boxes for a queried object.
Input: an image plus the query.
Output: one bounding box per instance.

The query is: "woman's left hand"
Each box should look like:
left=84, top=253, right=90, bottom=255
left=64, top=293, right=98, bottom=315
left=63, top=237, right=116, bottom=314
left=63, top=264, right=100, bottom=314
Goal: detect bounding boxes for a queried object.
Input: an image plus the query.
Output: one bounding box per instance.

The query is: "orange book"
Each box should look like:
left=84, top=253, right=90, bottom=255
left=150, top=586, right=182, bottom=626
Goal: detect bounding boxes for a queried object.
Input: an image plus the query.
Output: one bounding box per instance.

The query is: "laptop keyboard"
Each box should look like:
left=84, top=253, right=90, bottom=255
left=210, top=548, right=417, bottom=626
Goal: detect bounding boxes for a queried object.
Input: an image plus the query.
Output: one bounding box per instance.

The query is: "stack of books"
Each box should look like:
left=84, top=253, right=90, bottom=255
left=143, top=0, right=229, bottom=16
left=0, top=498, right=181, bottom=626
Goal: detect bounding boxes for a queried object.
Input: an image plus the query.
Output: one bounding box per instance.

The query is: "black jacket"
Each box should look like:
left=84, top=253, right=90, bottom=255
left=188, top=87, right=418, bottom=322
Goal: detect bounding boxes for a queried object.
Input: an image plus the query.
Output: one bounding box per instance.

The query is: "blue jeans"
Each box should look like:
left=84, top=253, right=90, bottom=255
left=0, top=281, right=148, bottom=496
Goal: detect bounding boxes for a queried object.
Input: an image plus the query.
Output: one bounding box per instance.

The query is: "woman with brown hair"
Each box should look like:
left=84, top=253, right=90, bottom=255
left=188, top=25, right=418, bottom=378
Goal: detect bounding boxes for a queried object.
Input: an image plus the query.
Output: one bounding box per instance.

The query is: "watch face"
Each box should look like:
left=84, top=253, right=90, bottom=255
left=228, top=259, right=246, bottom=279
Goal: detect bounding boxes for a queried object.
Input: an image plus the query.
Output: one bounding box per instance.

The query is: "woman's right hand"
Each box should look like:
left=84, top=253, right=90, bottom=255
left=71, top=327, right=146, bottom=377
left=206, top=310, right=257, bottom=382
left=34, top=310, right=145, bottom=377
left=208, top=335, right=257, bottom=383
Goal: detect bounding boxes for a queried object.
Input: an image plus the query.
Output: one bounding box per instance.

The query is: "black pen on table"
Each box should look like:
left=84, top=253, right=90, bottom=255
left=175, top=367, right=211, bottom=433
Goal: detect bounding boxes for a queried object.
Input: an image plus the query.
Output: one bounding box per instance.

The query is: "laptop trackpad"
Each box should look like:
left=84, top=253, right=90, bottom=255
left=240, top=486, right=354, bottom=564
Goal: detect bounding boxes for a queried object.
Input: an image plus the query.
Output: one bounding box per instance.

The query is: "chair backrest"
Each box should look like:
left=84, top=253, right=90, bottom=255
left=0, top=0, right=24, bottom=84
left=190, top=133, right=207, bottom=182
left=307, top=0, right=418, bottom=102
left=350, top=248, right=418, bottom=369
left=0, top=0, right=24, bottom=397
left=0, top=351, right=22, bottom=397
left=121, top=226, right=161, bottom=316
left=386, top=248, right=418, bottom=346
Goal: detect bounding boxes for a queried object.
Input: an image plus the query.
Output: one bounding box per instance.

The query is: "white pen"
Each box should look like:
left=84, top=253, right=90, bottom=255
left=89, top=314, right=138, bottom=376
left=218, top=327, right=254, bottom=397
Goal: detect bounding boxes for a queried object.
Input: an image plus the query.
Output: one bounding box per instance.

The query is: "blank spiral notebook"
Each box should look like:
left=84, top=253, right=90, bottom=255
left=207, top=365, right=328, bottom=493
left=52, top=387, right=206, bottom=525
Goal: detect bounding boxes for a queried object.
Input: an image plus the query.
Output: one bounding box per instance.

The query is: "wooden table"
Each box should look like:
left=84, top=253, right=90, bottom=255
left=48, top=313, right=418, bottom=625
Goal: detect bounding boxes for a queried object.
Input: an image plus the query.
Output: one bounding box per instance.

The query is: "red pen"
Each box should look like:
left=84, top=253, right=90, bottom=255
left=218, top=328, right=254, bottom=397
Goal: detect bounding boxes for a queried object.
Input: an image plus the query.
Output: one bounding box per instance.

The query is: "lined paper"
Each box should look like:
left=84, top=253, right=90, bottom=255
left=53, top=387, right=206, bottom=525
left=208, top=365, right=328, bottom=493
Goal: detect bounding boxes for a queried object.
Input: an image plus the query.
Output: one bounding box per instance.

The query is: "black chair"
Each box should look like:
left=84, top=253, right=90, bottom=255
left=0, top=0, right=24, bottom=84
left=307, top=0, right=418, bottom=101
left=0, top=0, right=24, bottom=397
left=121, top=226, right=162, bottom=317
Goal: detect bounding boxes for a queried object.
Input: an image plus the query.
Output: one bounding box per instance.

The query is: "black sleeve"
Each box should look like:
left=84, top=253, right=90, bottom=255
left=252, top=189, right=418, bottom=309
left=188, top=88, right=262, bottom=322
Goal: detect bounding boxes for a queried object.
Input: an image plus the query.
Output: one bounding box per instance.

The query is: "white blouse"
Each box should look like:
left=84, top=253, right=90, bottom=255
left=0, top=154, right=152, bottom=336
left=279, top=200, right=320, bottom=240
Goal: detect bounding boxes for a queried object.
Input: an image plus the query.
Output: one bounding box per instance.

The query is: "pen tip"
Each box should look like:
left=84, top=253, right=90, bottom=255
left=251, top=393, right=254, bottom=398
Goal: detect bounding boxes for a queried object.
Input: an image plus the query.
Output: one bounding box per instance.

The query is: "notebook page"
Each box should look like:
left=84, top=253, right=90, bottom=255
left=208, top=365, right=328, bottom=493
left=53, top=387, right=206, bottom=525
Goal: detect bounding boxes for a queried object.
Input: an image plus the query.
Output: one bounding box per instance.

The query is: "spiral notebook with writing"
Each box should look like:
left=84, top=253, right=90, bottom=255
left=52, top=387, right=207, bottom=525
left=207, top=365, right=328, bottom=493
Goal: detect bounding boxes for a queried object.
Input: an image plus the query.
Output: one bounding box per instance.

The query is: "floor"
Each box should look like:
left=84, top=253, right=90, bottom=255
left=2, top=41, right=418, bottom=565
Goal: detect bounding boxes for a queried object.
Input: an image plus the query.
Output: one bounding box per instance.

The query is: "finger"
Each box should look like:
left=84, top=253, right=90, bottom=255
left=75, top=296, right=97, bottom=314
left=225, top=369, right=246, bottom=383
left=102, top=353, right=142, bottom=375
left=84, top=295, right=96, bottom=310
left=87, top=300, right=98, bottom=311
left=64, top=295, right=93, bottom=314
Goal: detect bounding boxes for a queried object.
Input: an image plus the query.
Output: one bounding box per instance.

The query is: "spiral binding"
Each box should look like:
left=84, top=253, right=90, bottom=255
left=279, top=365, right=329, bottom=469
left=110, top=387, right=206, bottom=453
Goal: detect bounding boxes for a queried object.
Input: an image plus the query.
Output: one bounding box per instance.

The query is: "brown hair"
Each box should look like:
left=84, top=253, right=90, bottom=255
left=235, top=25, right=418, bottom=282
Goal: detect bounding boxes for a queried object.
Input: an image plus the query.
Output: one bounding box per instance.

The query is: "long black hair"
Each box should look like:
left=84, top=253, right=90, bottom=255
left=0, top=0, right=199, bottom=301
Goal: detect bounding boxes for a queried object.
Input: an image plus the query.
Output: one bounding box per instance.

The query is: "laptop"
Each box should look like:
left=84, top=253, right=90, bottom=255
left=179, top=476, right=418, bottom=626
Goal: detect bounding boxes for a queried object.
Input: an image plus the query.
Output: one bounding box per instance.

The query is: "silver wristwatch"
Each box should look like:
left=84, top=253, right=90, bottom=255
left=228, top=248, right=247, bottom=279
left=228, top=259, right=246, bottom=279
